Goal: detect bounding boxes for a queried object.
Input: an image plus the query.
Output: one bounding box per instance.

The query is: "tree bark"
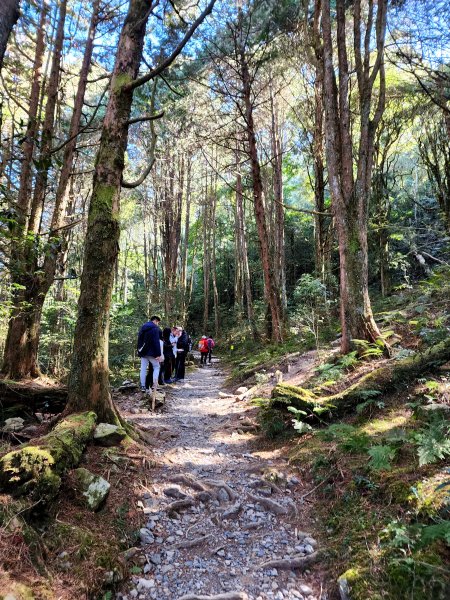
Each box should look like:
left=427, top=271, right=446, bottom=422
left=1, top=0, right=99, bottom=380
left=0, top=0, right=20, bottom=72
left=66, top=0, right=155, bottom=423
left=321, top=0, right=387, bottom=353
left=239, top=37, right=282, bottom=342
left=1, top=3, right=49, bottom=379
left=28, top=0, right=67, bottom=234
left=270, top=83, right=287, bottom=314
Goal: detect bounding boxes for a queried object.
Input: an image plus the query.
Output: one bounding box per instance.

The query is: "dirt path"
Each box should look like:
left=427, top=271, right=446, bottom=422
left=118, top=362, right=326, bottom=600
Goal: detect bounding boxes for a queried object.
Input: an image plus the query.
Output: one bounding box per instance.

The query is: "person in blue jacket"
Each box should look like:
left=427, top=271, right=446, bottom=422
left=137, top=315, right=163, bottom=392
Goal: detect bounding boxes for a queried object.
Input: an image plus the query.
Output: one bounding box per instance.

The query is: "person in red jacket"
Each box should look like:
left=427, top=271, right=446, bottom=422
left=198, top=335, right=209, bottom=366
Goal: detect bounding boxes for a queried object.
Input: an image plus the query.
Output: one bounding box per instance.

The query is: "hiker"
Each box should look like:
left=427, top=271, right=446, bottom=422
left=137, top=315, right=163, bottom=392
left=162, top=327, right=175, bottom=383
left=170, top=326, right=178, bottom=378
left=146, top=331, right=165, bottom=388
left=199, top=335, right=209, bottom=366
left=174, top=326, right=189, bottom=380
left=206, top=334, right=215, bottom=364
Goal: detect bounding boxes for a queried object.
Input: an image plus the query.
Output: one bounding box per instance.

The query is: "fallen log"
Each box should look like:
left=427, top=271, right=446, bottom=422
left=0, top=411, right=96, bottom=502
left=271, top=338, right=450, bottom=420
left=0, top=380, right=68, bottom=421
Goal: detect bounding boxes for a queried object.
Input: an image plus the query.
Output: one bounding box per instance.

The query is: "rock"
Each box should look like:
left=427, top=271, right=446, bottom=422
left=337, top=574, right=351, bottom=600
left=94, top=423, right=127, bottom=446
left=235, top=386, right=249, bottom=395
left=139, top=528, right=155, bottom=545
left=122, top=547, right=140, bottom=561
left=217, top=487, right=230, bottom=503
left=164, top=487, right=187, bottom=499
left=298, top=584, right=313, bottom=596
left=137, top=578, right=155, bottom=590
left=218, top=392, right=235, bottom=398
left=3, top=417, right=25, bottom=432
left=72, top=467, right=110, bottom=511
left=303, top=537, right=317, bottom=548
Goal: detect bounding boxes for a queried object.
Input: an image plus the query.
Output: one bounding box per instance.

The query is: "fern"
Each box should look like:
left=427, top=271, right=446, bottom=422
left=414, top=420, right=450, bottom=466
left=292, top=420, right=314, bottom=435
left=419, top=521, right=450, bottom=546
left=319, top=423, right=369, bottom=453
left=368, top=444, right=396, bottom=470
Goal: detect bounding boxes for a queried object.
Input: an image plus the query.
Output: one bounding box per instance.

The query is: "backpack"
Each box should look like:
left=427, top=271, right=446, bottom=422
left=207, top=338, right=215, bottom=349
left=199, top=339, right=208, bottom=352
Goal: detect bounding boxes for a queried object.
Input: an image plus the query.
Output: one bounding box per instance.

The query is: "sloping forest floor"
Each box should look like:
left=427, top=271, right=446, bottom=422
left=1, top=268, right=450, bottom=600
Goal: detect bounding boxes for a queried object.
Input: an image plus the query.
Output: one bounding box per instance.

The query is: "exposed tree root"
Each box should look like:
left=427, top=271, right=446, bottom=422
left=178, top=593, right=249, bottom=600
left=174, top=534, right=212, bottom=549
left=165, top=498, right=195, bottom=514
left=247, top=493, right=288, bottom=515
left=170, top=474, right=208, bottom=491
left=203, top=479, right=238, bottom=501
left=259, top=551, right=319, bottom=570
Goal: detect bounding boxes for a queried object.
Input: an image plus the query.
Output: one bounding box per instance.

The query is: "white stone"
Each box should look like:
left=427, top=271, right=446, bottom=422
left=3, top=417, right=25, bottom=432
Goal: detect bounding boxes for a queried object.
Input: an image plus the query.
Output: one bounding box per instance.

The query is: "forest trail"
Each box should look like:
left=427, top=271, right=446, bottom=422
left=119, top=361, right=325, bottom=600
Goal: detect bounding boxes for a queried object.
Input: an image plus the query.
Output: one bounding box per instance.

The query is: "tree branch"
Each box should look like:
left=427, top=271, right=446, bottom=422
left=127, top=111, right=164, bottom=125
left=125, top=0, right=216, bottom=91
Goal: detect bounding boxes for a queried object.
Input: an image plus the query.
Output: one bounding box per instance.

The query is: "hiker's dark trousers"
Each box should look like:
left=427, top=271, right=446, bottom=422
left=200, top=352, right=208, bottom=365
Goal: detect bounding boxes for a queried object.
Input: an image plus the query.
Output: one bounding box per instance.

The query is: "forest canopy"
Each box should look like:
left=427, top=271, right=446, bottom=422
left=0, top=0, right=448, bottom=387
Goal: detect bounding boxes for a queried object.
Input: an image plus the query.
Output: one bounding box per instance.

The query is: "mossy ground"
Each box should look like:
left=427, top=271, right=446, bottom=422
left=247, top=270, right=450, bottom=599
left=0, top=439, right=154, bottom=599
left=288, top=384, right=450, bottom=599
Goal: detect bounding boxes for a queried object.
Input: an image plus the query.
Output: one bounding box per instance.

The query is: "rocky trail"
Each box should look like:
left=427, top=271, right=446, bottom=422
left=116, top=361, right=326, bottom=600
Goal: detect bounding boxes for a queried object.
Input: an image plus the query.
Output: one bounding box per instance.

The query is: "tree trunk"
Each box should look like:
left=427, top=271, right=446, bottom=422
left=236, top=149, right=257, bottom=338
left=28, top=0, right=67, bottom=234
left=202, top=176, right=211, bottom=332
left=211, top=181, right=220, bottom=337
left=240, top=45, right=282, bottom=342
left=270, top=83, right=287, bottom=314
left=1, top=0, right=100, bottom=380
left=0, top=0, right=20, bottom=72
left=1, top=4, right=49, bottom=379
left=321, top=0, right=387, bottom=353
left=66, top=0, right=153, bottom=423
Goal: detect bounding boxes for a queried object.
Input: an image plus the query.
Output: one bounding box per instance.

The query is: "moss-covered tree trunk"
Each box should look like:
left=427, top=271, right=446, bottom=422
left=66, top=0, right=152, bottom=423
left=0, top=412, right=96, bottom=502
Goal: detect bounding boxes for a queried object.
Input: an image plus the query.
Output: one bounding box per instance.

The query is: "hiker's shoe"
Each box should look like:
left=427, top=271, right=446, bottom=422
left=140, top=386, right=146, bottom=392
left=164, top=379, right=174, bottom=384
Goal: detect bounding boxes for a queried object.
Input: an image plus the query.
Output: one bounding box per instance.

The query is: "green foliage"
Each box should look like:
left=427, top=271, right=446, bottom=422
left=368, top=445, right=397, bottom=471
left=290, top=274, right=335, bottom=349
left=352, top=338, right=384, bottom=359
left=413, top=419, right=450, bottom=466
left=319, top=423, right=370, bottom=453
left=356, top=390, right=384, bottom=414
left=382, top=518, right=450, bottom=551
left=287, top=407, right=314, bottom=435
left=315, top=351, right=359, bottom=383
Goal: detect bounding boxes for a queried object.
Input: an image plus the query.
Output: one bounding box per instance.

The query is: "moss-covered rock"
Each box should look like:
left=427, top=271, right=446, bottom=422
left=93, top=422, right=126, bottom=446
left=72, top=467, right=110, bottom=511
left=0, top=582, right=36, bottom=600
left=411, top=470, right=450, bottom=518
left=0, top=411, right=96, bottom=501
